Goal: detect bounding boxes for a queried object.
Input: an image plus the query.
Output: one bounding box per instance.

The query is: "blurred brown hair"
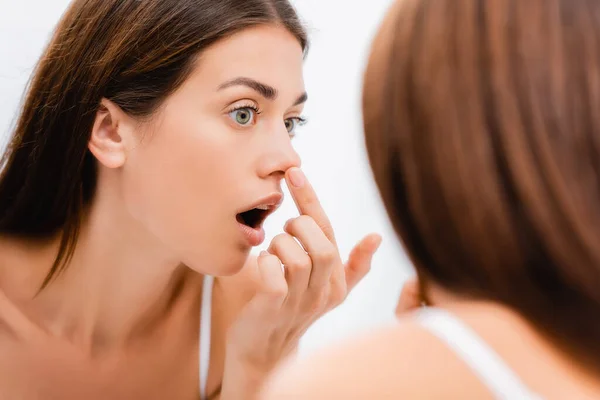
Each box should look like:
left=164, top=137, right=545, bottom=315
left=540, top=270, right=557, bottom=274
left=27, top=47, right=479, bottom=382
left=0, top=0, right=307, bottom=289
left=363, top=0, right=600, bottom=372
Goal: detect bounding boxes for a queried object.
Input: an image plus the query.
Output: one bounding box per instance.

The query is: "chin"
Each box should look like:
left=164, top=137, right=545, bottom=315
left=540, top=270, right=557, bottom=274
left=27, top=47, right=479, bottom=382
left=184, top=247, right=250, bottom=276
left=218, top=259, right=249, bottom=276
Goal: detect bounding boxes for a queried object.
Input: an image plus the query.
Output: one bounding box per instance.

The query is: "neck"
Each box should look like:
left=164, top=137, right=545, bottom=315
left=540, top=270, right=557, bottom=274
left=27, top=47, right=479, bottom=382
left=4, top=182, right=189, bottom=353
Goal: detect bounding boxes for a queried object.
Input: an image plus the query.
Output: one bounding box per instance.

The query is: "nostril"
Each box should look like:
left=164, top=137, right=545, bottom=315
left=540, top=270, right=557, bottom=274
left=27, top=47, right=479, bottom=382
left=257, top=143, right=302, bottom=179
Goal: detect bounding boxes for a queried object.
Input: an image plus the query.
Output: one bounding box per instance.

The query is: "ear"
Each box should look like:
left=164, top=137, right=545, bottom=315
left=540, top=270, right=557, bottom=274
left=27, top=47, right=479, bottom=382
left=88, top=98, right=133, bottom=169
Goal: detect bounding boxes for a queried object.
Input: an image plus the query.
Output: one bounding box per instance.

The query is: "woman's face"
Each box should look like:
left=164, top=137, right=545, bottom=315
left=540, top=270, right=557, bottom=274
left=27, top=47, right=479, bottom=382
left=120, top=25, right=306, bottom=275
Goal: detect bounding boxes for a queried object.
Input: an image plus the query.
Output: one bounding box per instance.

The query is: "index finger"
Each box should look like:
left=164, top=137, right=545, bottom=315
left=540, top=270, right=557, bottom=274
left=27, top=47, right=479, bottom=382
left=285, top=167, right=336, bottom=245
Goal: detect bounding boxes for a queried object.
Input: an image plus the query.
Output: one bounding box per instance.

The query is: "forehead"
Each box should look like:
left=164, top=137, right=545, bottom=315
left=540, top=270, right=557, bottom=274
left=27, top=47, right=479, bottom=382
left=190, top=24, right=305, bottom=95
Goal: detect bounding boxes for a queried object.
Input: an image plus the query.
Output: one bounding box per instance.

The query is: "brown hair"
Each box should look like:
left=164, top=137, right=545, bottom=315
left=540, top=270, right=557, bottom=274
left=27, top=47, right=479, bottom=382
left=364, top=0, right=600, bottom=372
left=0, top=0, right=307, bottom=289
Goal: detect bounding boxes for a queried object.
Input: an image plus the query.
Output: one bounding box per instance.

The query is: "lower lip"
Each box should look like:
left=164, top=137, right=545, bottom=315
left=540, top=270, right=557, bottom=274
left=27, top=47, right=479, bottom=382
left=237, top=222, right=266, bottom=246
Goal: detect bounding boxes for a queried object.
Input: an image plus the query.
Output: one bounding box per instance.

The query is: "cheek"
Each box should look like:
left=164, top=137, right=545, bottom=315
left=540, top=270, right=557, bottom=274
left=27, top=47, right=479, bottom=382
left=122, top=124, right=219, bottom=218
left=118, top=118, right=250, bottom=255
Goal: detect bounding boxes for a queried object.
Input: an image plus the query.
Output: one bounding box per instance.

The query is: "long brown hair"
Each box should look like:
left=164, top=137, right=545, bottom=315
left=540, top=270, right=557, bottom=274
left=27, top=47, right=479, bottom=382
left=364, top=0, right=600, bottom=372
left=0, top=0, right=307, bottom=289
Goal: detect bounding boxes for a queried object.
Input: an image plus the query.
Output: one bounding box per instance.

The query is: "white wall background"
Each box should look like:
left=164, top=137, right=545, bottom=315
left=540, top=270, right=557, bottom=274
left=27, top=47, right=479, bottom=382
left=0, top=0, right=413, bottom=355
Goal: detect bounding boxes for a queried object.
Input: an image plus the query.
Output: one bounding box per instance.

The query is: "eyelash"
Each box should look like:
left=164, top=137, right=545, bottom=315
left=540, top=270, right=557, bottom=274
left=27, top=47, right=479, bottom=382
left=285, top=116, right=308, bottom=137
left=229, top=103, right=262, bottom=115
left=292, top=116, right=308, bottom=126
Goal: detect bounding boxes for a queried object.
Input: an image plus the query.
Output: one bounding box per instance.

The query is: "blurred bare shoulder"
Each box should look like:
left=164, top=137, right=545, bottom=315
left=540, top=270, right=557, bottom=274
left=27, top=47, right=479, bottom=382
left=260, top=316, right=492, bottom=399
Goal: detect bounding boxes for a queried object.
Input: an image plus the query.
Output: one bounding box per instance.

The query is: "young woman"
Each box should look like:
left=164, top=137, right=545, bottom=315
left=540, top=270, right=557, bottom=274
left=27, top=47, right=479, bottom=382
left=263, top=0, right=600, bottom=398
left=0, top=1, right=381, bottom=399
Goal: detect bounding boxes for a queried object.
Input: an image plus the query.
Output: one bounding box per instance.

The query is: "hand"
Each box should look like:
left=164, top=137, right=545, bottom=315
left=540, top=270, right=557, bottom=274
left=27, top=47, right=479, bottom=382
left=395, top=277, right=426, bottom=318
left=222, top=167, right=382, bottom=399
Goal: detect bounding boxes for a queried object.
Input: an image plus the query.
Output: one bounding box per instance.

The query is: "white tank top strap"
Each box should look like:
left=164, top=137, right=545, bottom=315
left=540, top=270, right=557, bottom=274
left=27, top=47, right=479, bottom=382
left=415, top=307, right=543, bottom=400
left=199, top=275, right=214, bottom=400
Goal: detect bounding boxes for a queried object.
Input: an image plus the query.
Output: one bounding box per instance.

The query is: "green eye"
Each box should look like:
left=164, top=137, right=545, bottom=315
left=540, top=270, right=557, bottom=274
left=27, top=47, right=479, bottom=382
left=285, top=119, right=296, bottom=133
left=284, top=117, right=306, bottom=135
left=229, top=107, right=256, bottom=125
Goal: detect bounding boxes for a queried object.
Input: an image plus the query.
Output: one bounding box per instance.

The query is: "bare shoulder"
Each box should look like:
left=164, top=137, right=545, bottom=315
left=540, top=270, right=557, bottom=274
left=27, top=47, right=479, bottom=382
left=260, top=315, right=492, bottom=399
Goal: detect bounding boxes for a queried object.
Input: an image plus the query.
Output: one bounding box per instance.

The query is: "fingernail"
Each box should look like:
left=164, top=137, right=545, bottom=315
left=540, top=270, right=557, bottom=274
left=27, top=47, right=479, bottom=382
left=260, top=250, right=269, bottom=257
left=288, top=167, right=305, bottom=188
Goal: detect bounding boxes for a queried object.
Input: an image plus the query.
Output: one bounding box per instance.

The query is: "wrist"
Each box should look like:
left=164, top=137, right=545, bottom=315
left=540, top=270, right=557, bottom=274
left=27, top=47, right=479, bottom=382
left=220, top=347, right=272, bottom=400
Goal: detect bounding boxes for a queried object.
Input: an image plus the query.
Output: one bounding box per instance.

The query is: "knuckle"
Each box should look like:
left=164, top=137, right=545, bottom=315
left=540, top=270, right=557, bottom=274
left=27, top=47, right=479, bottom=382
left=297, top=214, right=314, bottom=223
left=275, top=233, right=292, bottom=243
left=296, top=215, right=315, bottom=228
left=303, top=195, right=318, bottom=208
left=270, top=233, right=292, bottom=250
left=264, top=254, right=282, bottom=266
left=268, top=281, right=288, bottom=300
left=286, top=254, right=311, bottom=271
left=315, top=246, right=338, bottom=263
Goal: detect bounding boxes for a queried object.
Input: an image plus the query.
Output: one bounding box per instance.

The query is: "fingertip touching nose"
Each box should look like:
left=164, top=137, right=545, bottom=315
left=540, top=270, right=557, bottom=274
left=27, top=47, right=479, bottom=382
left=258, top=140, right=301, bottom=180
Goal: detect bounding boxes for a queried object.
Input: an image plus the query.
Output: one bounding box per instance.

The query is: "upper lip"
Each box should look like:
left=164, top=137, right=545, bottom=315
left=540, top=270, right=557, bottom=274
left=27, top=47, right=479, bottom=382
left=238, top=192, right=284, bottom=215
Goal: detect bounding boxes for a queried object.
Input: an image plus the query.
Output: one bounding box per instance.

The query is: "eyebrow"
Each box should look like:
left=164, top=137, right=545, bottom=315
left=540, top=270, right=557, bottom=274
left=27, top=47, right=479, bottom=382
left=218, top=77, right=308, bottom=106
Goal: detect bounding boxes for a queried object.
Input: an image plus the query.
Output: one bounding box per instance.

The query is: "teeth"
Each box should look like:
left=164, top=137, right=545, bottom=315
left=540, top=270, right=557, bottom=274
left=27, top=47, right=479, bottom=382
left=255, top=204, right=270, bottom=211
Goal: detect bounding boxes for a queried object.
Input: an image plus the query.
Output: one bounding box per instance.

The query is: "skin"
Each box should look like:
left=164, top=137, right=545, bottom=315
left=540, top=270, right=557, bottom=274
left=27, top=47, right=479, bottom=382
left=0, top=24, right=380, bottom=399
left=261, top=279, right=600, bottom=399
left=260, top=4, right=600, bottom=398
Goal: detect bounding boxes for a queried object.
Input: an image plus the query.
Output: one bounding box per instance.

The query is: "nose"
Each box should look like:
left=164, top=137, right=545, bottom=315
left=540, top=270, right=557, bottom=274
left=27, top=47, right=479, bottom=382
left=257, top=130, right=301, bottom=179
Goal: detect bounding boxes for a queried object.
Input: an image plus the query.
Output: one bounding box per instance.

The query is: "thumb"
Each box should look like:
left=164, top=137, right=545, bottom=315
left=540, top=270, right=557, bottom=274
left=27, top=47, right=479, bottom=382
left=345, top=233, right=382, bottom=291
left=250, top=251, right=288, bottom=311
left=395, top=277, right=422, bottom=317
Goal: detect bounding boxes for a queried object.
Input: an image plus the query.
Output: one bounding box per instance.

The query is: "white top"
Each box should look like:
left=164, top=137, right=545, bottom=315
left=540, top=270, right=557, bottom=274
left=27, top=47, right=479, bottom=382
left=416, top=307, right=543, bottom=400
left=199, top=275, right=214, bottom=400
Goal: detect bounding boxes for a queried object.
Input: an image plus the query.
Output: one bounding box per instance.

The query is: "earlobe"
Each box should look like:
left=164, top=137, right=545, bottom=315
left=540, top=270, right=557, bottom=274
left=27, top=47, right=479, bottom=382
left=88, top=98, right=128, bottom=169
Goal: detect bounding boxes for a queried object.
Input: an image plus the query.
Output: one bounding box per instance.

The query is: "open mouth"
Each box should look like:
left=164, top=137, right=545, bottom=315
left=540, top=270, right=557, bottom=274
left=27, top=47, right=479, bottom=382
left=236, top=205, right=272, bottom=229
left=236, top=192, right=283, bottom=236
